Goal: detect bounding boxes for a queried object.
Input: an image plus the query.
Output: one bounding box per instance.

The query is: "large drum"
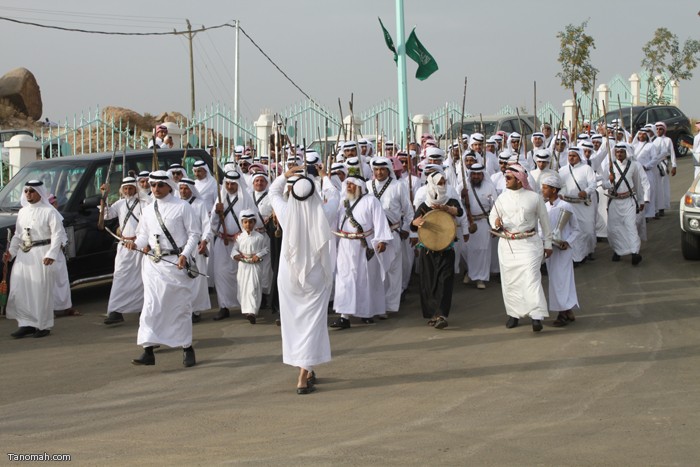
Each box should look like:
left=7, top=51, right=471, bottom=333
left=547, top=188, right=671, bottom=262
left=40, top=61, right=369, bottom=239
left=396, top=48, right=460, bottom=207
left=418, top=209, right=457, bottom=252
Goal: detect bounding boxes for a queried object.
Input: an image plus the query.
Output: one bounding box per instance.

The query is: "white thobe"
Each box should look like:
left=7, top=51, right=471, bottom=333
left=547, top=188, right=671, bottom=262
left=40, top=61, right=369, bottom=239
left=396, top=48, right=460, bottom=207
left=559, top=162, right=597, bottom=262
left=603, top=158, right=650, bottom=256
left=209, top=191, right=257, bottom=309
left=253, top=189, right=273, bottom=294
left=135, top=194, right=200, bottom=348
left=105, top=197, right=145, bottom=314
left=195, top=175, right=218, bottom=211
left=489, top=188, right=551, bottom=320
left=269, top=175, right=338, bottom=369
left=634, top=141, right=662, bottom=218
left=231, top=230, right=269, bottom=315
left=186, top=195, right=212, bottom=313
left=543, top=198, right=580, bottom=312
left=367, top=177, right=412, bottom=313
left=465, top=180, right=497, bottom=282
left=7, top=203, right=65, bottom=330
left=334, top=194, right=394, bottom=318
left=693, top=132, right=700, bottom=178
left=653, top=136, right=676, bottom=211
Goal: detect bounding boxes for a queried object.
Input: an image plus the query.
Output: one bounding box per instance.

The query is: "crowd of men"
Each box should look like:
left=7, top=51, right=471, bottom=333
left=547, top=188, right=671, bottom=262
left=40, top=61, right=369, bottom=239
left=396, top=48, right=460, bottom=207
left=3, top=118, right=681, bottom=393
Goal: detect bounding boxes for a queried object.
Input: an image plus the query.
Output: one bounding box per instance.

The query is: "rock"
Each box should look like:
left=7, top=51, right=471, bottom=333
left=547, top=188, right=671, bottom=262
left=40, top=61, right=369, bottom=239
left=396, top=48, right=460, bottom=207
left=102, top=106, right=155, bottom=134
left=0, top=68, right=42, bottom=120
left=156, top=111, right=188, bottom=125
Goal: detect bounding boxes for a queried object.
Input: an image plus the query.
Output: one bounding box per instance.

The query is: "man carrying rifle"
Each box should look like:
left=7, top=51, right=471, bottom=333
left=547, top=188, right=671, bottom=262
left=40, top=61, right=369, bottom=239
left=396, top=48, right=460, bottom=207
left=211, top=171, right=257, bottom=321
left=603, top=143, right=650, bottom=266
left=103, top=177, right=145, bottom=325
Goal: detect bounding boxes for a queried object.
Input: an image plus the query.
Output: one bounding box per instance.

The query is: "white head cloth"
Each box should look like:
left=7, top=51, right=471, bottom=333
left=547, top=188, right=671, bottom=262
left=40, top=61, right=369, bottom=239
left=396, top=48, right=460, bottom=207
left=283, top=176, right=334, bottom=288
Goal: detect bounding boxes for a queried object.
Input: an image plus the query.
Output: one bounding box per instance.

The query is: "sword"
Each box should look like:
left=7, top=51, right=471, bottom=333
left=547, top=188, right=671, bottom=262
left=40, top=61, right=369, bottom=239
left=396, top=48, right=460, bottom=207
left=103, top=226, right=209, bottom=278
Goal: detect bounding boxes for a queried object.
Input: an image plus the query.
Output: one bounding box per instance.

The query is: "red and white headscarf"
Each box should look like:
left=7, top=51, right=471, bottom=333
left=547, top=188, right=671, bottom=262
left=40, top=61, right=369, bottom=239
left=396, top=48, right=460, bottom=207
left=505, top=163, right=532, bottom=191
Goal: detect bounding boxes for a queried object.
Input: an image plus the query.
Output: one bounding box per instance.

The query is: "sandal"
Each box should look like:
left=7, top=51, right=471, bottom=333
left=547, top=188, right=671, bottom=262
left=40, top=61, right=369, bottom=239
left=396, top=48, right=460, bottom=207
left=427, top=319, right=437, bottom=326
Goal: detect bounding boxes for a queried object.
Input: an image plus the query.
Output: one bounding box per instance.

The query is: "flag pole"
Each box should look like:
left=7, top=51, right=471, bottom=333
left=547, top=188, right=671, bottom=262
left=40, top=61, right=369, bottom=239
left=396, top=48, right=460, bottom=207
left=395, top=0, right=409, bottom=148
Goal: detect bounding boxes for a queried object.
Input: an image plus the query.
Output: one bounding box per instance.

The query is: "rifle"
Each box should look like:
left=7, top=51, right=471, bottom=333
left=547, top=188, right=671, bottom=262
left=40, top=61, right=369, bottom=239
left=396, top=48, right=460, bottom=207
left=349, top=93, right=354, bottom=141
left=180, top=144, right=189, bottom=168
left=515, top=106, right=525, bottom=163
left=212, top=149, right=230, bottom=245
left=460, top=77, right=477, bottom=234
left=0, top=228, right=10, bottom=313
left=552, top=113, right=565, bottom=171
left=338, top=98, right=347, bottom=140
left=602, top=100, right=614, bottom=178
left=98, top=143, right=118, bottom=230
left=151, top=135, right=159, bottom=172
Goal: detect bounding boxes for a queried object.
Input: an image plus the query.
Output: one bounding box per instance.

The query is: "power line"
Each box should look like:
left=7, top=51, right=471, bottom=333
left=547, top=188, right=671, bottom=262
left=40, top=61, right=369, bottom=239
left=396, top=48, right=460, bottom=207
left=0, top=15, right=233, bottom=36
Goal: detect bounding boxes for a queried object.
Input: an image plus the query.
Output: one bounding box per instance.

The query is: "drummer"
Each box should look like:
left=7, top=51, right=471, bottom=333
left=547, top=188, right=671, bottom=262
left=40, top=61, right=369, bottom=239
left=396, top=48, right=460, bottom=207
left=410, top=171, right=463, bottom=329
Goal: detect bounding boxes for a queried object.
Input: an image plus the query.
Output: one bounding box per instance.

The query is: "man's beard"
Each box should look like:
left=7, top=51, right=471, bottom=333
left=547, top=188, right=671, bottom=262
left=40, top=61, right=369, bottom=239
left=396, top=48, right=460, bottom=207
left=471, top=179, right=482, bottom=188
left=345, top=190, right=359, bottom=202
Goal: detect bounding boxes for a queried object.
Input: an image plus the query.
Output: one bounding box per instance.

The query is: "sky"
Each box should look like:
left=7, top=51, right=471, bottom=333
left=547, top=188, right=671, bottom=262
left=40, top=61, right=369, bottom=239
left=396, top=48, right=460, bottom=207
left=2, top=0, right=700, bottom=126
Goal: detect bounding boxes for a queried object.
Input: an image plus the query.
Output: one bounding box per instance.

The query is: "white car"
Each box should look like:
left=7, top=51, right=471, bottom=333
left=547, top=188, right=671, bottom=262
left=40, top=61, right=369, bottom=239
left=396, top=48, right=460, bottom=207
left=680, top=173, right=700, bottom=259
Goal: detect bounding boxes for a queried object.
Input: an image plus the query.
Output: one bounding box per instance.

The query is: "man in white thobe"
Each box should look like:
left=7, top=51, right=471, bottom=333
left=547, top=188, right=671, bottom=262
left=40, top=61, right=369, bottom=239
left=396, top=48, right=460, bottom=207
left=178, top=178, right=212, bottom=323
left=463, top=164, right=497, bottom=289
left=103, top=177, right=145, bottom=325
left=211, top=170, right=257, bottom=321
left=541, top=174, right=581, bottom=327
left=5, top=180, right=65, bottom=338
left=489, top=164, right=552, bottom=332
left=366, top=156, right=412, bottom=316
left=558, top=147, right=597, bottom=263
left=603, top=143, right=650, bottom=266
left=193, top=160, right=219, bottom=210
left=652, top=121, right=676, bottom=216
left=331, top=176, right=393, bottom=328
left=127, top=171, right=200, bottom=367
left=269, top=167, right=338, bottom=394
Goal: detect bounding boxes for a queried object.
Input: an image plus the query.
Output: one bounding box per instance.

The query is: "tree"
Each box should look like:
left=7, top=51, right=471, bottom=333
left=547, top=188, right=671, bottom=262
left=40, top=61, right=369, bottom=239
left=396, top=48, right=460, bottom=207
left=556, top=20, right=598, bottom=132
left=641, top=28, right=700, bottom=104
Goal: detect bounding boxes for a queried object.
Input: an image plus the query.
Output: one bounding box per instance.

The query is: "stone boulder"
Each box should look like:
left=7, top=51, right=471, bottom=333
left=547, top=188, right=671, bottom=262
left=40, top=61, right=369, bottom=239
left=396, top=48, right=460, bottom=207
left=156, top=111, right=188, bottom=125
left=102, top=106, right=156, bottom=134
left=0, top=68, right=42, bottom=120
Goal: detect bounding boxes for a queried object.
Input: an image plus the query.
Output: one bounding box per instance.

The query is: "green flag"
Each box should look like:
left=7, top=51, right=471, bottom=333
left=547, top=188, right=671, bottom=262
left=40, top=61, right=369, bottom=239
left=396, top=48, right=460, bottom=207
left=378, top=17, right=397, bottom=64
left=405, top=28, right=438, bottom=80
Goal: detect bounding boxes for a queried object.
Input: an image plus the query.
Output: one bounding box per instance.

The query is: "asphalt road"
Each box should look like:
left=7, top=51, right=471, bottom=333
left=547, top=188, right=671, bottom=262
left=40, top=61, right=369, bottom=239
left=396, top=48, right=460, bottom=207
left=2, top=156, right=699, bottom=466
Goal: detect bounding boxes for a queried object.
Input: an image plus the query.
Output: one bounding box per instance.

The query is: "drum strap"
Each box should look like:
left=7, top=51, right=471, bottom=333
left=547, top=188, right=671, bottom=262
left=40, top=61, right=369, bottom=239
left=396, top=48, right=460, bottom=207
left=341, top=195, right=374, bottom=261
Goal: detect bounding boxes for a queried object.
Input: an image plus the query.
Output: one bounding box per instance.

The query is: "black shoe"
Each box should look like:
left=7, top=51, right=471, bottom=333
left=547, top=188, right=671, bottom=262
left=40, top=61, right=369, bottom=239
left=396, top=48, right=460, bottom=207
left=11, top=326, right=36, bottom=339
left=191, top=313, right=201, bottom=323
left=532, top=319, right=543, bottom=332
left=212, top=308, right=230, bottom=321
left=587, top=253, right=595, bottom=261
left=307, top=371, right=317, bottom=385
left=659, top=209, right=665, bottom=217
left=506, top=317, right=519, bottom=329
left=33, top=329, right=51, bottom=338
left=612, top=253, right=620, bottom=262
left=433, top=316, right=448, bottom=329
left=296, top=385, right=316, bottom=395
left=245, top=314, right=257, bottom=324
left=275, top=318, right=281, bottom=327
left=631, top=253, right=642, bottom=266
left=330, top=317, right=350, bottom=329
left=132, top=346, right=155, bottom=366
left=104, top=312, right=124, bottom=325
left=183, top=346, right=196, bottom=367
left=551, top=313, right=569, bottom=327
left=361, top=318, right=375, bottom=324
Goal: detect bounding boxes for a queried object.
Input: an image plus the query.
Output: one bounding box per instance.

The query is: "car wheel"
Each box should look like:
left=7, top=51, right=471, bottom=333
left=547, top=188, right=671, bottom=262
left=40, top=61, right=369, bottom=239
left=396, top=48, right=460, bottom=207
left=681, top=230, right=700, bottom=260
left=675, top=135, right=692, bottom=157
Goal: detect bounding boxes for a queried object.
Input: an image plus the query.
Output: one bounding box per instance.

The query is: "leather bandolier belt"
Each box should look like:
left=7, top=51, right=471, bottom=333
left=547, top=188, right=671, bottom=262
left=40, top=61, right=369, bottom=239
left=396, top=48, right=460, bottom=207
left=472, top=213, right=489, bottom=221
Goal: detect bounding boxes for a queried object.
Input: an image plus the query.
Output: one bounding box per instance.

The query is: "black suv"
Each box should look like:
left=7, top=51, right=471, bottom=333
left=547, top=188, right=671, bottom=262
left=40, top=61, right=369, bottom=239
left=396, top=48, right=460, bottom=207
left=0, top=148, right=216, bottom=286
left=595, top=105, right=693, bottom=156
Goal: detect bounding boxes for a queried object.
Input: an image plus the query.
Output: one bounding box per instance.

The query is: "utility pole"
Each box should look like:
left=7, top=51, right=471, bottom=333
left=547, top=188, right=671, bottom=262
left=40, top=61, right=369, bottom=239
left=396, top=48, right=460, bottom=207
left=233, top=19, right=240, bottom=146
left=186, top=19, right=196, bottom=120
